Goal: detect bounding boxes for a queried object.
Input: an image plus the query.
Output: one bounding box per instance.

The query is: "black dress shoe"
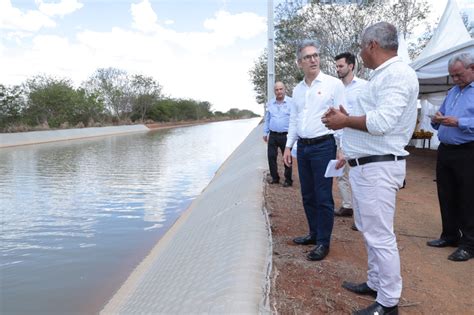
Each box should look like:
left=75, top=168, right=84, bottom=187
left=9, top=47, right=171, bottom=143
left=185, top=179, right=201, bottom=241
left=307, top=244, right=329, bottom=261
left=353, top=302, right=398, bottom=315
left=334, top=207, right=353, bottom=217
left=282, top=180, right=292, bottom=187
left=351, top=223, right=358, bottom=231
left=448, top=248, right=474, bottom=261
left=426, top=238, right=458, bottom=248
left=293, top=235, right=316, bottom=245
left=342, top=281, right=377, bottom=298
left=267, top=178, right=279, bottom=184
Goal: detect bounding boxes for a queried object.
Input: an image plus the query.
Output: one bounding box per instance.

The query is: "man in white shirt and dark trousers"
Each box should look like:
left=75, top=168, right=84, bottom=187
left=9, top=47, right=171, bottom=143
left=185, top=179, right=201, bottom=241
left=283, top=40, right=346, bottom=261
left=263, top=81, right=294, bottom=187
left=334, top=52, right=367, bottom=219
left=323, top=22, right=418, bottom=315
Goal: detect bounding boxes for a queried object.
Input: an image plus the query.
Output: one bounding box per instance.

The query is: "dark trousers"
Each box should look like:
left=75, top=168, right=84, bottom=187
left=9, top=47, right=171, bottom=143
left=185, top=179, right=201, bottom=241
left=436, top=143, right=474, bottom=251
left=297, top=137, right=336, bottom=246
left=267, top=133, right=292, bottom=183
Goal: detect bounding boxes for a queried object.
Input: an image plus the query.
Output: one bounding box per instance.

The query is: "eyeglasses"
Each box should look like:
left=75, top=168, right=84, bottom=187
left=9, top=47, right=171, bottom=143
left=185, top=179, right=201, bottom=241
left=301, top=53, right=319, bottom=62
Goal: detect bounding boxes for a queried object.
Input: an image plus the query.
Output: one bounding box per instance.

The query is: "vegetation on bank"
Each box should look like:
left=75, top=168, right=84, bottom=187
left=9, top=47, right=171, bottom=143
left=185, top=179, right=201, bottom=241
left=0, top=68, right=259, bottom=133
left=249, top=0, right=474, bottom=104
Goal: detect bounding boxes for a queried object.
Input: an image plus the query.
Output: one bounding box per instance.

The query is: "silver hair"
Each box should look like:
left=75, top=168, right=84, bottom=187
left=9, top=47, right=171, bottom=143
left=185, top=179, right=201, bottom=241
left=448, top=52, right=474, bottom=68
left=296, top=39, right=320, bottom=60
left=361, top=22, right=398, bottom=51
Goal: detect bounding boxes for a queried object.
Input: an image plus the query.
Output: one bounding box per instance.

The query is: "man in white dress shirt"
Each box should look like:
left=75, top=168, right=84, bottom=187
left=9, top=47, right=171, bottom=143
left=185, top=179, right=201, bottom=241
left=322, top=22, right=418, bottom=315
left=333, top=52, right=367, bottom=218
left=283, top=39, right=346, bottom=261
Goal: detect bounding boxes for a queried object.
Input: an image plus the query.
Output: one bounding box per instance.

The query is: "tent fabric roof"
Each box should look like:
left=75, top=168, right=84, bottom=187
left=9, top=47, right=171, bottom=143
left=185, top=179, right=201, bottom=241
left=414, top=0, right=471, bottom=62
left=410, top=0, right=474, bottom=95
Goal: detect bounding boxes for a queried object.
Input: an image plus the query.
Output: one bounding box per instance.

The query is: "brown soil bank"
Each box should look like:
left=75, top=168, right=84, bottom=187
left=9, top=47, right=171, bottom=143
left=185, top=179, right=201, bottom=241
left=266, top=147, right=473, bottom=314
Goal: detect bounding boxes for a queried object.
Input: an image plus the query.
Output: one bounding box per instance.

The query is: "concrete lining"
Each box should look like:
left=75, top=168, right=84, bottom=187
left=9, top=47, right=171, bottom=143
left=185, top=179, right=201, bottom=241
left=0, top=125, right=149, bottom=148
left=101, top=123, right=272, bottom=314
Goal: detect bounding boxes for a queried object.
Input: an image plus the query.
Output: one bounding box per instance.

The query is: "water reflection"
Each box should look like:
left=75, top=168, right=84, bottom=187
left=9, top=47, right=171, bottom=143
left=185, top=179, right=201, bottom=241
left=0, top=118, right=260, bottom=314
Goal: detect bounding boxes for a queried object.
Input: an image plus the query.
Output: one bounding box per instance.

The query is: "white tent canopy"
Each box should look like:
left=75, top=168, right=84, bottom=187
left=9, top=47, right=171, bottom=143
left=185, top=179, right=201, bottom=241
left=410, top=0, right=474, bottom=97
left=408, top=0, right=474, bottom=149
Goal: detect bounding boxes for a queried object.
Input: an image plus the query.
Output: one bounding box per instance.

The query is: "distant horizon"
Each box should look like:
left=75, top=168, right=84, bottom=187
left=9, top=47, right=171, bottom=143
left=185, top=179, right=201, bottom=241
left=1, top=0, right=473, bottom=116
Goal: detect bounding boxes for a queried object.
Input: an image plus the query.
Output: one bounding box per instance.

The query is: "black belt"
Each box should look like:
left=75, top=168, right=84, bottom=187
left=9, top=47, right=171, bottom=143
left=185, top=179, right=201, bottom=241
left=270, top=131, right=288, bottom=135
left=441, top=141, right=474, bottom=149
left=348, top=154, right=406, bottom=167
left=298, top=134, right=334, bottom=145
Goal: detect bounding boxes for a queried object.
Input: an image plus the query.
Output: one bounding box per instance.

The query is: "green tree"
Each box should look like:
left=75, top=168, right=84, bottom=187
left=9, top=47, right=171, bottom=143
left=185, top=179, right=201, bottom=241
left=24, top=76, right=80, bottom=128
left=130, top=74, right=162, bottom=122
left=250, top=0, right=431, bottom=105
left=84, top=68, right=132, bottom=120
left=73, top=88, right=106, bottom=126
left=149, top=98, right=176, bottom=122
left=0, top=84, right=25, bottom=129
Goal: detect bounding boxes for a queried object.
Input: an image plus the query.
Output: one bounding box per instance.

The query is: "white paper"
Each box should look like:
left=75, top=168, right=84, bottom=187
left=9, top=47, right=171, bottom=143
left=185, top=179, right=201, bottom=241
left=324, top=160, right=344, bottom=178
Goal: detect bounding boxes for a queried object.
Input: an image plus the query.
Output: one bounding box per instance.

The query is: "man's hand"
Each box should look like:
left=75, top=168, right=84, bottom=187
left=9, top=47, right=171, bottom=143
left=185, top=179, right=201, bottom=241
left=439, top=116, right=459, bottom=127
left=431, top=111, right=444, bottom=124
left=335, top=149, right=346, bottom=169
left=263, top=135, right=268, bottom=142
left=322, top=105, right=349, bottom=130
left=283, top=147, right=292, bottom=167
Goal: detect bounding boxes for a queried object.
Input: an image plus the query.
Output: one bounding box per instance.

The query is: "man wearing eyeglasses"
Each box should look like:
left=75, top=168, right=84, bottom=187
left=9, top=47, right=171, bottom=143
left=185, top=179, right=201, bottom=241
left=282, top=39, right=346, bottom=261
left=427, top=52, right=474, bottom=262
left=322, top=22, right=418, bottom=315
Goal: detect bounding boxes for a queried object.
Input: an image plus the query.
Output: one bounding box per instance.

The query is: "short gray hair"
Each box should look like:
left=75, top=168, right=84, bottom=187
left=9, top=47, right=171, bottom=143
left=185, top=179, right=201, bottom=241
left=361, top=22, right=398, bottom=51
left=296, top=39, right=320, bottom=60
left=448, top=52, right=474, bottom=68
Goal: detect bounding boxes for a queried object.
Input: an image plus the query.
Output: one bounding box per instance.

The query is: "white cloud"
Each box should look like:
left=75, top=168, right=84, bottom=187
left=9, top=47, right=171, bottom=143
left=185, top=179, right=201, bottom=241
left=0, top=1, right=267, bottom=114
left=36, top=0, right=83, bottom=17
left=130, top=0, right=158, bottom=32
left=204, top=10, right=266, bottom=40
left=0, top=0, right=55, bottom=32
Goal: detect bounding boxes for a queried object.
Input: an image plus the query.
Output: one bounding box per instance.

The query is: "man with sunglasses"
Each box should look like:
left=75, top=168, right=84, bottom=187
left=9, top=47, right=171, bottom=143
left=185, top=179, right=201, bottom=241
left=283, top=40, right=346, bottom=261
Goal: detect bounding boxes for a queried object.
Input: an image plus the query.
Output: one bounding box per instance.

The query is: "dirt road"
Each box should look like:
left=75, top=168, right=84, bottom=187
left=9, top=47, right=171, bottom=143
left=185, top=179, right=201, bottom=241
left=266, top=147, right=473, bottom=314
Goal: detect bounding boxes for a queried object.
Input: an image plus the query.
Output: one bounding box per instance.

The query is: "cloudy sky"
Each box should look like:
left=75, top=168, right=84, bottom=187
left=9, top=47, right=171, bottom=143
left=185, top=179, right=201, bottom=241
left=1, top=0, right=472, bottom=115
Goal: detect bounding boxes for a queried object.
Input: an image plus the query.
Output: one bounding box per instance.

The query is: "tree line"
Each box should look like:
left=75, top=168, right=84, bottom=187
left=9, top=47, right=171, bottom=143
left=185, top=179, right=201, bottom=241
left=249, top=0, right=473, bottom=105
left=0, top=67, right=258, bottom=133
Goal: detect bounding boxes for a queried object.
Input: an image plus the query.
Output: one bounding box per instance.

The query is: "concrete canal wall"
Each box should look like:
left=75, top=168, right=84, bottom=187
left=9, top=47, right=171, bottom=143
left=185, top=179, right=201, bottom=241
left=0, top=125, right=149, bottom=148
left=101, top=123, right=272, bottom=314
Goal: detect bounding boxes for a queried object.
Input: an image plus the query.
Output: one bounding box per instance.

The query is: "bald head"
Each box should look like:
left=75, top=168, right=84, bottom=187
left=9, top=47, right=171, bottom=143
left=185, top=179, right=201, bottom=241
left=274, top=81, right=286, bottom=101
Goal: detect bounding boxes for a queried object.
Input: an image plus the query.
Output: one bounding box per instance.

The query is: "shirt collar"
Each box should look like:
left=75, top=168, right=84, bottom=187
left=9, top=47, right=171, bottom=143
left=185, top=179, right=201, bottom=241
left=273, top=96, right=287, bottom=104
left=370, top=56, right=401, bottom=79
left=304, top=71, right=327, bottom=87
left=348, top=75, right=362, bottom=86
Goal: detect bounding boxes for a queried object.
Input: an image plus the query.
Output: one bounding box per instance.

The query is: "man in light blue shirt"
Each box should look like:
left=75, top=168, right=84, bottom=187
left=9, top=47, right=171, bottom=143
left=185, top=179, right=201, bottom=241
left=263, top=81, right=294, bottom=187
left=427, top=52, right=474, bottom=262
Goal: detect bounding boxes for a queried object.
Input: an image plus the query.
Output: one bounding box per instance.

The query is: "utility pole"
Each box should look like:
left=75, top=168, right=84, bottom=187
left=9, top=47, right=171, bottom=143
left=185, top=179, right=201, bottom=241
left=266, top=0, right=275, bottom=112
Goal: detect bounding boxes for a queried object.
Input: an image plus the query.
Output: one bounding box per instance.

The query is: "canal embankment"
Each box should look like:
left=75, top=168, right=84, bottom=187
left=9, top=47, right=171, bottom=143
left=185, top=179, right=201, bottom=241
left=0, top=125, right=149, bottom=148
left=101, top=122, right=272, bottom=314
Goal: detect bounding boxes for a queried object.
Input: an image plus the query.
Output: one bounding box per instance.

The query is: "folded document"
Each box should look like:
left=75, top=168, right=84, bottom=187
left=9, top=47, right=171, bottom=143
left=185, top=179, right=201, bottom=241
left=324, top=159, right=344, bottom=178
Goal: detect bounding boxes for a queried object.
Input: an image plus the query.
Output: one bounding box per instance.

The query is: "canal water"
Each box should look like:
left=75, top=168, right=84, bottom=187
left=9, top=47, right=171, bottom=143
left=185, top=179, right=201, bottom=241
left=0, top=118, right=260, bottom=314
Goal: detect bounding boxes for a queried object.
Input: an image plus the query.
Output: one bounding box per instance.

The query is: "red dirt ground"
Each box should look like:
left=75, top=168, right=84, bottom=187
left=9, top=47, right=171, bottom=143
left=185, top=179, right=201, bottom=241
left=265, top=147, right=473, bottom=314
